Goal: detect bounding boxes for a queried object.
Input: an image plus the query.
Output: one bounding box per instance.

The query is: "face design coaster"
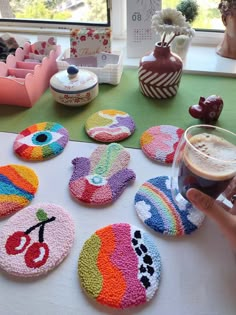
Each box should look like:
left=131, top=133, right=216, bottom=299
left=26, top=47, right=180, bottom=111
left=78, top=223, right=161, bottom=309
left=13, top=122, right=69, bottom=161
left=0, top=203, right=75, bottom=277
left=140, top=125, right=184, bottom=164
left=0, top=164, right=39, bottom=217
left=69, top=143, right=136, bottom=206
left=85, top=109, right=136, bottom=143
left=134, top=176, right=205, bottom=236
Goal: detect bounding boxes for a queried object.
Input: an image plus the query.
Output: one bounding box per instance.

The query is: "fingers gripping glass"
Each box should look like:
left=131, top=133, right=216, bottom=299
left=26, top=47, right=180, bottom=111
left=171, top=125, right=236, bottom=206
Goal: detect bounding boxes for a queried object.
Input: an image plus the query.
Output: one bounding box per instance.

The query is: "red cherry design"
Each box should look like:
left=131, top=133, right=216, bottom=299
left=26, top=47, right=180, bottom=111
left=5, top=231, right=31, bottom=255
left=24, top=242, right=49, bottom=269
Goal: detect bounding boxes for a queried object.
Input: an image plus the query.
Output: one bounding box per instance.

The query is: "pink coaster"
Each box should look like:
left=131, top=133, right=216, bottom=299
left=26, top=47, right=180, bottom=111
left=0, top=203, right=75, bottom=277
left=140, top=125, right=184, bottom=164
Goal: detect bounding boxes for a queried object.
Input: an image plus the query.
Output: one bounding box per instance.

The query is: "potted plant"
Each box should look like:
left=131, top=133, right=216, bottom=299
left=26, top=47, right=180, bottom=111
left=176, top=0, right=199, bottom=24
left=171, top=0, right=199, bottom=61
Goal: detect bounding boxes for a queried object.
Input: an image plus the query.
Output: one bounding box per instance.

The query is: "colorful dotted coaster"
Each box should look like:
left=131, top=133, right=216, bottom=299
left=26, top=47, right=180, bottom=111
left=0, top=203, right=75, bottom=277
left=134, top=176, right=205, bottom=236
left=78, top=223, right=161, bottom=309
left=69, top=143, right=136, bottom=206
left=85, top=109, right=136, bottom=143
left=0, top=164, right=39, bottom=217
left=140, top=125, right=184, bottom=164
left=13, top=122, right=69, bottom=161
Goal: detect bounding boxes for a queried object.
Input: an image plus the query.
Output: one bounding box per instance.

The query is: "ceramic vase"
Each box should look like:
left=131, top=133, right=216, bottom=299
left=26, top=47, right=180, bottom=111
left=138, top=42, right=183, bottom=99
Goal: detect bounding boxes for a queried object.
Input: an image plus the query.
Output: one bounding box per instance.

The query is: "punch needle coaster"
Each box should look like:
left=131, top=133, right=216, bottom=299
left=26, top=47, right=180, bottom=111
left=134, top=176, right=205, bottom=236
left=78, top=223, right=161, bottom=309
left=13, top=122, right=69, bottom=161
left=0, top=203, right=75, bottom=277
left=140, top=125, right=184, bottom=164
left=0, top=164, right=39, bottom=217
left=69, top=143, right=136, bottom=206
left=85, top=109, right=136, bottom=143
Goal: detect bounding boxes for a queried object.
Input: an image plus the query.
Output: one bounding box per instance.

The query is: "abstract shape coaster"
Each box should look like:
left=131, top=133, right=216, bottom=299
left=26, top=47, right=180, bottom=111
left=0, top=164, right=39, bottom=217
left=78, top=223, right=161, bottom=309
left=140, top=125, right=184, bottom=164
left=13, top=122, right=69, bottom=161
left=0, top=203, right=75, bottom=277
left=69, top=143, right=136, bottom=206
left=85, top=109, right=136, bottom=143
left=134, top=176, right=205, bottom=236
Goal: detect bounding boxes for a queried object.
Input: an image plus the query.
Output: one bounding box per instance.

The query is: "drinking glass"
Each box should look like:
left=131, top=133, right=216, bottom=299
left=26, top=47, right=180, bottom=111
left=171, top=124, right=236, bottom=206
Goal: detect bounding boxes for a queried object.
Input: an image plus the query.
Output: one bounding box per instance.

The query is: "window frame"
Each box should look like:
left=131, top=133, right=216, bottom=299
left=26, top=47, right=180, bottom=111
left=0, top=0, right=225, bottom=46
left=0, top=0, right=111, bottom=30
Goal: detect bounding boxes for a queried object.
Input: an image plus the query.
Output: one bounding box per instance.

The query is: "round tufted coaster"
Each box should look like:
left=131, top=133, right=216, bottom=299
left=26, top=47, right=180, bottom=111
left=85, top=109, right=136, bottom=143
left=140, top=125, right=184, bottom=164
left=78, top=223, right=161, bottom=309
left=69, top=143, right=136, bottom=206
left=134, top=176, right=205, bottom=236
left=0, top=203, right=75, bottom=277
left=0, top=164, right=39, bottom=217
left=13, top=122, right=69, bottom=161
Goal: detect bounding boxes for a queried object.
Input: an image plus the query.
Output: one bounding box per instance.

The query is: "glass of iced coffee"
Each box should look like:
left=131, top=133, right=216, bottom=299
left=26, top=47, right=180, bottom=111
left=171, top=125, right=236, bottom=205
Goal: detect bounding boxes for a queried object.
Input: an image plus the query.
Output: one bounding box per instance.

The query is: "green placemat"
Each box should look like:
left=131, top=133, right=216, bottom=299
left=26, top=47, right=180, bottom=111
left=0, top=68, right=235, bottom=149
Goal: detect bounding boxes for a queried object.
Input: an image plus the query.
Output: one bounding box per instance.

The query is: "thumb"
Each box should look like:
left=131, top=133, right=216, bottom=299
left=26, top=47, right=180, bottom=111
left=187, top=188, right=234, bottom=231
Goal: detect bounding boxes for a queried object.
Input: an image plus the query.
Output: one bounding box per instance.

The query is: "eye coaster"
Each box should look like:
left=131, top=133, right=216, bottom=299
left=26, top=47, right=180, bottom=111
left=13, top=122, right=69, bottom=161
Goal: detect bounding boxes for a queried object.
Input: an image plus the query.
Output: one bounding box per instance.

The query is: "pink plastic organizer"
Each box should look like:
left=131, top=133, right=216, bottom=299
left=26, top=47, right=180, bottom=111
left=0, top=42, right=61, bottom=107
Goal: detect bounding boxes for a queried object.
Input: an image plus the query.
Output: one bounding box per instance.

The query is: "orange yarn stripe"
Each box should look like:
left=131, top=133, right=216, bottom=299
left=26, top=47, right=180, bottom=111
left=1, top=166, right=37, bottom=193
left=96, top=226, right=126, bottom=308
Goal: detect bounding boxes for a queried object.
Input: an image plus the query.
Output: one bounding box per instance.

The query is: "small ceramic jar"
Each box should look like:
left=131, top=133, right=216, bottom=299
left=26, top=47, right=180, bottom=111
left=50, top=65, right=98, bottom=106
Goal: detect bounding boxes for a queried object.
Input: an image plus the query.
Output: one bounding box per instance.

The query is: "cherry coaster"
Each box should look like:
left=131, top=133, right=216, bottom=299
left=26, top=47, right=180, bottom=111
left=13, top=122, right=69, bottom=161
left=85, top=109, right=136, bottom=143
left=0, top=164, right=39, bottom=218
left=134, top=176, right=205, bottom=236
left=69, top=143, right=136, bottom=206
left=0, top=203, right=75, bottom=277
left=140, top=125, right=184, bottom=164
left=78, top=223, right=161, bottom=309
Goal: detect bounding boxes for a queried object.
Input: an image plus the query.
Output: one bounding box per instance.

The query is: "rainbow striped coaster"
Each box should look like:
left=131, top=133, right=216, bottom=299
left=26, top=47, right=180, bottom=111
left=69, top=143, right=136, bottom=206
left=140, top=125, right=184, bottom=164
left=134, top=176, right=205, bottom=236
left=0, top=164, right=39, bottom=217
left=85, top=109, right=136, bottom=143
left=78, top=223, right=161, bottom=309
left=0, top=203, right=75, bottom=277
left=13, top=122, right=69, bottom=161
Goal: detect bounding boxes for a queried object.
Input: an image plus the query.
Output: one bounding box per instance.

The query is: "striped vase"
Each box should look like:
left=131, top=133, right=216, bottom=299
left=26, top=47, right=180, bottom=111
left=138, top=42, right=183, bottom=99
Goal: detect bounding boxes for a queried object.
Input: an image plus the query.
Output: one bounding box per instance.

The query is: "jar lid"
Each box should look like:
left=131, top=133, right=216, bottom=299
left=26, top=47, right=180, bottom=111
left=50, top=65, right=98, bottom=93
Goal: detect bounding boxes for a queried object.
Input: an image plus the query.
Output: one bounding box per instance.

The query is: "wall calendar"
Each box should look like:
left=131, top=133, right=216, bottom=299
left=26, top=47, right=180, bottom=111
left=127, top=0, right=161, bottom=58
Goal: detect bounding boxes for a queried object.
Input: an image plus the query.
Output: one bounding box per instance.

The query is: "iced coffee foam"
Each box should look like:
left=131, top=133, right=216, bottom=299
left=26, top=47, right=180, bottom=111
left=184, top=133, right=236, bottom=180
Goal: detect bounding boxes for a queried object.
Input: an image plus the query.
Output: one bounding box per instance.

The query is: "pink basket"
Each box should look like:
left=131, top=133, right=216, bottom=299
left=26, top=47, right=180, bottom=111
left=0, top=42, right=61, bottom=107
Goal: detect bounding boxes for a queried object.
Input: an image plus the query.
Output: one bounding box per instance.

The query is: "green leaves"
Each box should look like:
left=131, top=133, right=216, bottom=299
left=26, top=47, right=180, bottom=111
left=36, top=208, right=48, bottom=222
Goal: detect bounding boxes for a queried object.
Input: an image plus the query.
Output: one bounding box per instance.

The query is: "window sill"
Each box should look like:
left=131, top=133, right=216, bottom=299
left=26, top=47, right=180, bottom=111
left=112, top=39, right=236, bottom=77
left=1, top=30, right=236, bottom=77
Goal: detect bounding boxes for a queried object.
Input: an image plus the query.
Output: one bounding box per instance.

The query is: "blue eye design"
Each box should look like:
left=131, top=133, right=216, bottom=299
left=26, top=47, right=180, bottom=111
left=13, top=122, right=69, bottom=161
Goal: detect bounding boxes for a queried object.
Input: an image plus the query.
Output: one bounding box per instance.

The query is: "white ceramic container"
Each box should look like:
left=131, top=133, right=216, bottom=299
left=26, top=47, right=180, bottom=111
left=50, top=65, right=98, bottom=106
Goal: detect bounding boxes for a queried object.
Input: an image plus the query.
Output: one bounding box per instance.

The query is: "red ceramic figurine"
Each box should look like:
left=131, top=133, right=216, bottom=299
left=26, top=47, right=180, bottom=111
left=189, top=95, right=224, bottom=123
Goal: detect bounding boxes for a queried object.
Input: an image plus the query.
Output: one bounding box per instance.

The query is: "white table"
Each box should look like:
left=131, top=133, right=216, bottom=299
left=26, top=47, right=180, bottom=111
left=0, top=132, right=236, bottom=315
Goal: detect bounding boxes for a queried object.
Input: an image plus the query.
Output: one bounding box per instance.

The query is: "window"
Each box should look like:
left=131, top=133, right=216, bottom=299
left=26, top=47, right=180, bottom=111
left=0, top=0, right=225, bottom=45
left=0, top=0, right=111, bottom=28
left=163, top=0, right=224, bottom=31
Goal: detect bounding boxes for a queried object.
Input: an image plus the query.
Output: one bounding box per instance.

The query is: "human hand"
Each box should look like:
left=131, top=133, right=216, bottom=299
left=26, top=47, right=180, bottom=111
left=187, top=178, right=236, bottom=250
